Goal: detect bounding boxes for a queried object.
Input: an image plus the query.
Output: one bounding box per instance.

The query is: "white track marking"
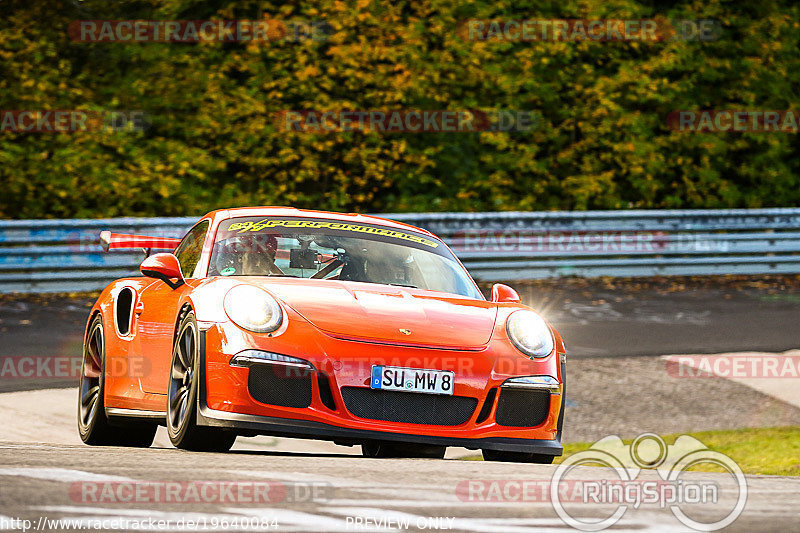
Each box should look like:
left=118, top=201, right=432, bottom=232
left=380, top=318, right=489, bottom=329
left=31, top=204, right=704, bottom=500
left=230, top=469, right=374, bottom=487
left=230, top=469, right=450, bottom=500
left=324, top=498, right=553, bottom=508
left=36, top=506, right=246, bottom=517
left=479, top=515, right=681, bottom=533
left=0, top=443, right=79, bottom=450
left=0, top=467, right=133, bottom=482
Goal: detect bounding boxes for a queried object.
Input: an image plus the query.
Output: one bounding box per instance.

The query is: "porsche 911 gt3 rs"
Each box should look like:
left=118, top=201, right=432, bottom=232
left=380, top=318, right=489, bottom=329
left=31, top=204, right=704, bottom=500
left=78, top=207, right=566, bottom=462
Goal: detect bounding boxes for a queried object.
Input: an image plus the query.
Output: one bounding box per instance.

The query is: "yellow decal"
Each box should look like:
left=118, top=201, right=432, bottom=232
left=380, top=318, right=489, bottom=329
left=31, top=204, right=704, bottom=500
left=228, top=219, right=439, bottom=248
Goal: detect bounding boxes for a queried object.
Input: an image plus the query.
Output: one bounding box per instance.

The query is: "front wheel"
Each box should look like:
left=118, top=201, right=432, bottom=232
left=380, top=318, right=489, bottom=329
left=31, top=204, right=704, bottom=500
left=482, top=449, right=554, bottom=463
left=77, top=315, right=156, bottom=447
left=167, top=310, right=236, bottom=452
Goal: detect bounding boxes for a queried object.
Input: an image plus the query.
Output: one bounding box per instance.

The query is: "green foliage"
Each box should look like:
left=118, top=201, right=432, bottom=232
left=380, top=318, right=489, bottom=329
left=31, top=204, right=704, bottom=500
left=2, top=0, right=800, bottom=218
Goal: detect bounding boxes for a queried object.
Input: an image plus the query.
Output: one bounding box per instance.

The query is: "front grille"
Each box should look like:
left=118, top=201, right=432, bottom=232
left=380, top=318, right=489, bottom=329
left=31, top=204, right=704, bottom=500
left=248, top=364, right=312, bottom=408
left=341, top=387, right=477, bottom=426
left=495, top=388, right=551, bottom=427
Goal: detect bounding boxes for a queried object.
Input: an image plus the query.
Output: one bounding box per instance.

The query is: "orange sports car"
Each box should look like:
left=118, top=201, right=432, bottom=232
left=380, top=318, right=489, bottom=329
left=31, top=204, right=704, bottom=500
left=78, top=207, right=566, bottom=462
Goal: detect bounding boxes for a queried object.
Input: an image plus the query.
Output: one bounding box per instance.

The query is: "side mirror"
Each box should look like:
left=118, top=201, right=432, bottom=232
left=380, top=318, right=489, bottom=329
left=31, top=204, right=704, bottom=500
left=491, top=283, right=520, bottom=303
left=140, top=253, right=185, bottom=289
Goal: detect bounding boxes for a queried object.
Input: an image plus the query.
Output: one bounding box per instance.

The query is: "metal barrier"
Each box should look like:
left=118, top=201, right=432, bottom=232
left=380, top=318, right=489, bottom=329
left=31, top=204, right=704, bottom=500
left=2, top=209, right=800, bottom=293
left=0, top=218, right=195, bottom=293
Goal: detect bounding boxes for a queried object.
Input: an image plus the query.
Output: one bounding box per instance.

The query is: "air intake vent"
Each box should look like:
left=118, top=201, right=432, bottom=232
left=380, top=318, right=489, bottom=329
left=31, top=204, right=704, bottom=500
left=495, top=388, right=550, bottom=427
left=475, top=387, right=497, bottom=424
left=341, top=387, right=477, bottom=426
left=115, top=288, right=134, bottom=336
left=248, top=364, right=312, bottom=408
left=317, top=372, right=337, bottom=411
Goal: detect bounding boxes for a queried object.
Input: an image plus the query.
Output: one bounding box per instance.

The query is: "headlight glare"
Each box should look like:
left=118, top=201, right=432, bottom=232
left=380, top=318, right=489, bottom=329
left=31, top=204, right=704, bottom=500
left=506, top=310, right=554, bottom=358
left=223, top=285, right=283, bottom=333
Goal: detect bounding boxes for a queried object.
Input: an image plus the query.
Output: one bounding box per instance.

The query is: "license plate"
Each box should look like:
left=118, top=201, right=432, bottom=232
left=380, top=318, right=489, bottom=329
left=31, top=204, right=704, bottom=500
left=370, top=365, right=454, bottom=395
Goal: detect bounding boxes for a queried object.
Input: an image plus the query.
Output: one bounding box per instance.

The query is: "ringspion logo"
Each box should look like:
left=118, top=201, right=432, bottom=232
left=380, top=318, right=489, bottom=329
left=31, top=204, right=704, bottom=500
left=551, top=433, right=747, bottom=531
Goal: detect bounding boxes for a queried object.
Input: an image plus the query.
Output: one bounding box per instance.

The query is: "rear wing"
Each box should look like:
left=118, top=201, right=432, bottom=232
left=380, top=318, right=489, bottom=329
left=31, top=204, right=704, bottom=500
left=99, top=231, right=182, bottom=253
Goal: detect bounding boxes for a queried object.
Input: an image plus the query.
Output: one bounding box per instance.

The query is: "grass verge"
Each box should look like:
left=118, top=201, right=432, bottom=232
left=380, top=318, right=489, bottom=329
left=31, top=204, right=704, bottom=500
left=462, top=427, right=800, bottom=476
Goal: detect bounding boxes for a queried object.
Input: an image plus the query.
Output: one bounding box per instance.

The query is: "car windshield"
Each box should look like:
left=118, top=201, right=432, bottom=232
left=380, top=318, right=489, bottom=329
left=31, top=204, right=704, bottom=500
left=209, top=216, right=482, bottom=299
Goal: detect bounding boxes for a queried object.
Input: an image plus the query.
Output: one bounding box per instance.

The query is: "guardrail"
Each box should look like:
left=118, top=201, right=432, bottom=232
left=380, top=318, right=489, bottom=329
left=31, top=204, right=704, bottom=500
left=2, top=208, right=800, bottom=293
left=0, top=218, right=195, bottom=293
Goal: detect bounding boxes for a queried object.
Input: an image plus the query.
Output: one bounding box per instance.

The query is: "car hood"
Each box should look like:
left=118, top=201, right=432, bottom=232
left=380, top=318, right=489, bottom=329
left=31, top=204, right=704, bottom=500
left=249, top=278, right=497, bottom=349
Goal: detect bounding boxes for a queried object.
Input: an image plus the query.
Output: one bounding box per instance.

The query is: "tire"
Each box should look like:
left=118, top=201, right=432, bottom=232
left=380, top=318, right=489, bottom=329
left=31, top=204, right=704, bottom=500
left=361, top=441, right=446, bottom=459
left=167, top=309, right=236, bottom=452
left=77, top=315, right=157, bottom=447
left=482, top=449, right=555, bottom=464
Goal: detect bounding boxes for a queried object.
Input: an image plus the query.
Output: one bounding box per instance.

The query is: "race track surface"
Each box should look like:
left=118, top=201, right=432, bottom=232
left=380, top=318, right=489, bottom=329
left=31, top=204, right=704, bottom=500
left=514, top=279, right=800, bottom=357
left=1, top=440, right=797, bottom=532
left=1, top=279, right=798, bottom=531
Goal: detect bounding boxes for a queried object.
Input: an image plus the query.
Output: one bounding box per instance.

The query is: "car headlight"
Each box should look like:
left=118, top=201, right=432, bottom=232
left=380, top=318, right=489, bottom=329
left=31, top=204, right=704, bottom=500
left=506, top=310, right=554, bottom=358
left=223, top=285, right=283, bottom=333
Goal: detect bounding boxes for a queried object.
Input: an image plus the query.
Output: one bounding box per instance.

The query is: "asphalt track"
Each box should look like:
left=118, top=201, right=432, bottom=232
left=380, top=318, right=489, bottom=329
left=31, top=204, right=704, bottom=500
left=1, top=280, right=799, bottom=531
left=514, top=281, right=800, bottom=358
left=1, top=441, right=798, bottom=532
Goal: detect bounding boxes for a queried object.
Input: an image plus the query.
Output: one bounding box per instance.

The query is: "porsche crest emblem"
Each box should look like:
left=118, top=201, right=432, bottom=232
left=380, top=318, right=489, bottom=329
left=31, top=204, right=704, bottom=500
left=399, top=328, right=412, bottom=335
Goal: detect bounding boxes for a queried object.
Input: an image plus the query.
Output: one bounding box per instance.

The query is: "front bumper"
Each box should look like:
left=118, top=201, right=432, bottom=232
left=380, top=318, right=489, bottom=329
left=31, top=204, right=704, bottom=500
left=197, top=405, right=563, bottom=454
left=196, top=321, right=565, bottom=455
